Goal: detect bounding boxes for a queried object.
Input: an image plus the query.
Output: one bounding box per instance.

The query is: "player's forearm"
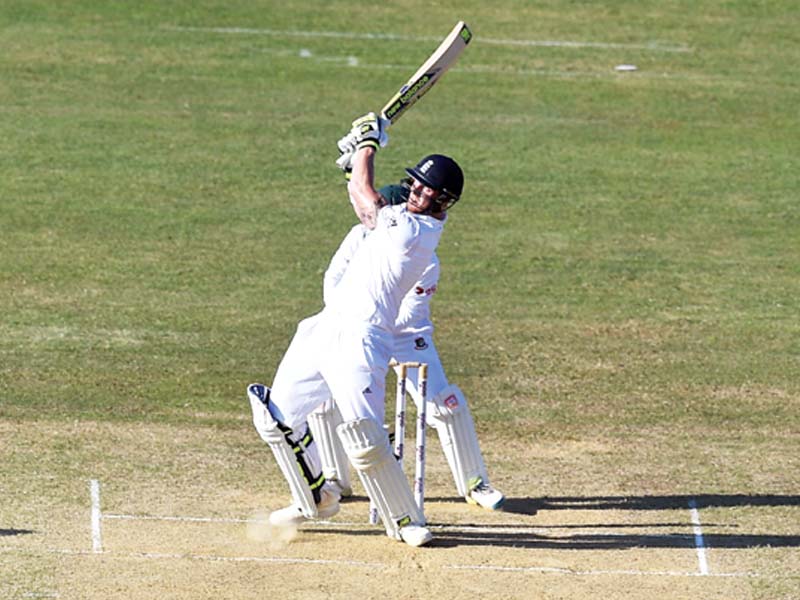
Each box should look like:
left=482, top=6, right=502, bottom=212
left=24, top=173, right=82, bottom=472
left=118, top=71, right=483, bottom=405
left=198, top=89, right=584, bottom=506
left=347, top=147, right=385, bottom=230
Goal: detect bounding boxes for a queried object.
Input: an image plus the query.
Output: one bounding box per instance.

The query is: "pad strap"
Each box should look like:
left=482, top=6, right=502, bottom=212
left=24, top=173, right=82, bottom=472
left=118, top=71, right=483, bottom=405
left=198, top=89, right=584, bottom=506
left=248, top=387, right=323, bottom=517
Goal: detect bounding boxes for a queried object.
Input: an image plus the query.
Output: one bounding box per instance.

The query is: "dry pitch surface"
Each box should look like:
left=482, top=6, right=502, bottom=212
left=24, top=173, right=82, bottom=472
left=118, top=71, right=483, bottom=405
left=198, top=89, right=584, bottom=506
left=2, top=419, right=798, bottom=600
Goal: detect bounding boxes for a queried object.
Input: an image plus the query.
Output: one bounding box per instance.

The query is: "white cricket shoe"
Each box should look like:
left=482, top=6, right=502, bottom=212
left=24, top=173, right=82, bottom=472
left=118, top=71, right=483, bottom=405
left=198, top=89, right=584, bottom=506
left=466, top=478, right=505, bottom=510
left=398, top=524, right=433, bottom=547
left=268, top=484, right=341, bottom=527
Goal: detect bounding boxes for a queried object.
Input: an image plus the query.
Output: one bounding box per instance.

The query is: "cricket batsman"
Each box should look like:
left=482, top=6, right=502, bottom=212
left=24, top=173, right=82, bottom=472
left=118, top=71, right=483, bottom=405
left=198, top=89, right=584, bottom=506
left=308, top=179, right=505, bottom=512
left=246, top=113, right=464, bottom=546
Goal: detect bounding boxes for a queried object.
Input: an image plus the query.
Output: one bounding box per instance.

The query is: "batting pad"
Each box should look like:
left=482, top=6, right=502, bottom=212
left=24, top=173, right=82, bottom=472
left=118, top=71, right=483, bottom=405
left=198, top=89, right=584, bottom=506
left=428, top=384, right=490, bottom=497
left=307, top=400, right=352, bottom=495
left=248, top=391, right=321, bottom=518
left=337, top=417, right=425, bottom=539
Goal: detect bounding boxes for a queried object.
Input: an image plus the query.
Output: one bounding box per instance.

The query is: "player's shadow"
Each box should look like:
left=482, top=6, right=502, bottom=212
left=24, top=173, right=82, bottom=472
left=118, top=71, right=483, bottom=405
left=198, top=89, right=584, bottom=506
left=429, top=496, right=540, bottom=515
left=0, top=529, right=35, bottom=537
left=524, top=494, right=800, bottom=512
left=430, top=530, right=800, bottom=550
left=424, top=493, right=800, bottom=550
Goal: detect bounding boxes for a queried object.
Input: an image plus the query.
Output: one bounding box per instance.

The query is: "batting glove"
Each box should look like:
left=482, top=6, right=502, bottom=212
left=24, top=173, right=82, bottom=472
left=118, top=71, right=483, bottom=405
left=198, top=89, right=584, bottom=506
left=335, top=128, right=359, bottom=177
left=337, top=130, right=358, bottom=155
left=350, top=112, right=389, bottom=151
left=334, top=151, right=353, bottom=183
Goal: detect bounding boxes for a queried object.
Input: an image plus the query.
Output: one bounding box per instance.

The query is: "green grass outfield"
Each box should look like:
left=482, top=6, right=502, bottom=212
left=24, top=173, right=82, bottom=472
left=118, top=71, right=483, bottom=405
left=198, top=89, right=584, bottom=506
left=1, top=1, right=799, bottom=598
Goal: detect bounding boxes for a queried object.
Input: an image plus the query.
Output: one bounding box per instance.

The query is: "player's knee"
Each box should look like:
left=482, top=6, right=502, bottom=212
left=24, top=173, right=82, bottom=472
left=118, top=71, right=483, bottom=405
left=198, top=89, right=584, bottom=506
left=336, top=417, right=393, bottom=470
left=429, top=384, right=467, bottom=419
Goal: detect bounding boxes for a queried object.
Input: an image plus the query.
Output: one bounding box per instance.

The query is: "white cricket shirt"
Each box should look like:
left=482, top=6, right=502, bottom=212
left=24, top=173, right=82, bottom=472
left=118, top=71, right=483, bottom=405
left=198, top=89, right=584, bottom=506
left=326, top=204, right=444, bottom=332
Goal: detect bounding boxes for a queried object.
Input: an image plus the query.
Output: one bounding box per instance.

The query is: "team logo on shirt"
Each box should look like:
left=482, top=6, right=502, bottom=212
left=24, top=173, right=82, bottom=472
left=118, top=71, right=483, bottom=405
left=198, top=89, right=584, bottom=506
left=414, top=337, right=428, bottom=350
left=415, top=284, right=437, bottom=296
left=444, top=394, right=459, bottom=409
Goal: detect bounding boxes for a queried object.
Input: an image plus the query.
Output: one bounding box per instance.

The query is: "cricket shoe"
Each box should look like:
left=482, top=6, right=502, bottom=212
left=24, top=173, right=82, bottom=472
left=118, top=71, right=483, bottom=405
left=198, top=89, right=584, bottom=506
left=466, top=477, right=505, bottom=510
left=268, top=484, right=341, bottom=527
left=398, top=524, right=433, bottom=547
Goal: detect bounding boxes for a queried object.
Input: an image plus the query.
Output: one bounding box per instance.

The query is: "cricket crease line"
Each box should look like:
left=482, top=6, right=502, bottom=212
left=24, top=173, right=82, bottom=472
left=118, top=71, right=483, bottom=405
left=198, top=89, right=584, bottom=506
left=1, top=546, right=759, bottom=579
left=84, top=486, right=756, bottom=580
left=688, top=498, right=710, bottom=575
left=447, top=564, right=757, bottom=578
left=90, top=479, right=102, bottom=554
left=21, top=547, right=383, bottom=568
left=103, top=514, right=259, bottom=524
left=162, top=25, right=691, bottom=53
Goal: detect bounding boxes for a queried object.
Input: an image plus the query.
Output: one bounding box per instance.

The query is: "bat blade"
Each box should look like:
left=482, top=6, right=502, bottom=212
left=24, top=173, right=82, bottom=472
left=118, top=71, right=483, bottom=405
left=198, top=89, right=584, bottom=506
left=380, top=21, right=472, bottom=125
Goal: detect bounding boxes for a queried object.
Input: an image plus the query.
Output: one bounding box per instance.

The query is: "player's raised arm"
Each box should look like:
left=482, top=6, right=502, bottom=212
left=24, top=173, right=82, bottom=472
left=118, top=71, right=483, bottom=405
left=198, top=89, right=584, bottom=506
left=348, top=149, right=385, bottom=230
left=341, top=113, right=388, bottom=229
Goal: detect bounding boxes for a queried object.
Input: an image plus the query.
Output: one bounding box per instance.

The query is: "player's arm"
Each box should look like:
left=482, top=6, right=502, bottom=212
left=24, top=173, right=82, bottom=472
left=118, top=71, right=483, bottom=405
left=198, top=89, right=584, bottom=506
left=348, top=147, right=386, bottom=229
left=341, top=112, right=389, bottom=230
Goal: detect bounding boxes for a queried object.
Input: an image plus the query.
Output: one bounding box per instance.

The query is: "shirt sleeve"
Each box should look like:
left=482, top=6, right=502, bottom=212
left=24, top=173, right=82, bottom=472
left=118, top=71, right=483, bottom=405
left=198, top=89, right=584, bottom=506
left=380, top=205, right=420, bottom=253
left=323, top=224, right=368, bottom=305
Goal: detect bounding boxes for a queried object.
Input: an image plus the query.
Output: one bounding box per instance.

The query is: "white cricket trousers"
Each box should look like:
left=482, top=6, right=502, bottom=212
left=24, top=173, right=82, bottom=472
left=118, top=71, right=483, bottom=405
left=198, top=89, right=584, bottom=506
left=268, top=311, right=393, bottom=430
left=391, top=331, right=449, bottom=400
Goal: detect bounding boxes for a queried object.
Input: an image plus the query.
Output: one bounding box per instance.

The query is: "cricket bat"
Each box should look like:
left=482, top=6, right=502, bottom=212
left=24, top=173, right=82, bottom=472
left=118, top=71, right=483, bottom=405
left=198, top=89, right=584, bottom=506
left=336, top=22, right=471, bottom=169
left=380, top=21, right=472, bottom=126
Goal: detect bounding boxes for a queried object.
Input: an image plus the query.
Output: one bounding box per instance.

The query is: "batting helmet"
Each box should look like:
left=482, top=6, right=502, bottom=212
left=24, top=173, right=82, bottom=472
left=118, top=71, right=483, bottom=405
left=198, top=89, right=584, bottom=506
left=405, top=154, right=464, bottom=212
